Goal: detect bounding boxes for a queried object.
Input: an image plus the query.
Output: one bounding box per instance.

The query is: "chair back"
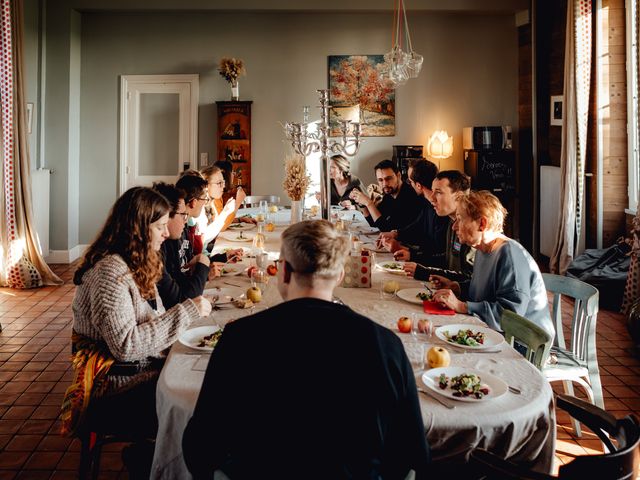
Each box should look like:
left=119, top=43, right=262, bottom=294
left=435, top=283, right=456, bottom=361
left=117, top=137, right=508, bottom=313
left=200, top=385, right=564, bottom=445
left=500, top=310, right=553, bottom=370
left=541, top=273, right=599, bottom=365
left=243, top=195, right=280, bottom=208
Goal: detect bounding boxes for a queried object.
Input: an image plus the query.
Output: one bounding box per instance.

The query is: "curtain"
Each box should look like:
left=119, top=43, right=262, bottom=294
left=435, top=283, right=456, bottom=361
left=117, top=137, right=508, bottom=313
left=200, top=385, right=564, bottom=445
left=0, top=0, right=61, bottom=288
left=550, top=0, right=592, bottom=275
left=621, top=0, right=640, bottom=315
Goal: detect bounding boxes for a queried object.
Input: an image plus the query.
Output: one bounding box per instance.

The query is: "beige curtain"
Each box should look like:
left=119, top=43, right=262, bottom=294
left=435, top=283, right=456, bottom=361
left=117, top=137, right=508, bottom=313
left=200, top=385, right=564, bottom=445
left=550, top=0, right=592, bottom=275
left=0, top=0, right=61, bottom=288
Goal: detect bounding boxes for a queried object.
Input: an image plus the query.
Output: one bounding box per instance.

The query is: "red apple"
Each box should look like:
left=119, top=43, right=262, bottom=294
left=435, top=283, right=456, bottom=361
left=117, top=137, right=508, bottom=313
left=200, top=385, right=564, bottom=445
left=397, top=316, right=412, bottom=333
left=266, top=264, right=278, bottom=276
left=247, top=265, right=257, bottom=278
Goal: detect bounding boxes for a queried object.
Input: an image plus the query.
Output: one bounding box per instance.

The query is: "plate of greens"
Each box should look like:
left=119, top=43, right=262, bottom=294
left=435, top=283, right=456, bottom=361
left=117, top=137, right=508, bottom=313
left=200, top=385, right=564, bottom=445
left=435, top=324, right=505, bottom=351
left=421, top=366, right=507, bottom=402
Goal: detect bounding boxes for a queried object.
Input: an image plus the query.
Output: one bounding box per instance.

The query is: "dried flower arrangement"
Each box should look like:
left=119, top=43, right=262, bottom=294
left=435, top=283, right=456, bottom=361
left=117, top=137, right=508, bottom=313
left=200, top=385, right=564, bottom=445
left=283, top=154, right=311, bottom=201
left=218, top=57, right=246, bottom=85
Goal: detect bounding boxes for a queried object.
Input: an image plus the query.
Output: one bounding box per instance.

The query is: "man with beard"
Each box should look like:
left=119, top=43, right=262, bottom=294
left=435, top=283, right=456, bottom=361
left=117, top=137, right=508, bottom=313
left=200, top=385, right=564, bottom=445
left=350, top=159, right=422, bottom=232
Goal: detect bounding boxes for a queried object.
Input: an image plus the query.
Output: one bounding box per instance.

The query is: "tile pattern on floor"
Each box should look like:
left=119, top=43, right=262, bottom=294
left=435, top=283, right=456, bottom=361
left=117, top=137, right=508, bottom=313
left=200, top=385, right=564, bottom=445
left=0, top=262, right=638, bottom=478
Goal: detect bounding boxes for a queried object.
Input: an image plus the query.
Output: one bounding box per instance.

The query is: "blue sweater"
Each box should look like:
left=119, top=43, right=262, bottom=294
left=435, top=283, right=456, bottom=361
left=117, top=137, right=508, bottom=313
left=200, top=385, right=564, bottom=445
left=465, top=239, right=554, bottom=336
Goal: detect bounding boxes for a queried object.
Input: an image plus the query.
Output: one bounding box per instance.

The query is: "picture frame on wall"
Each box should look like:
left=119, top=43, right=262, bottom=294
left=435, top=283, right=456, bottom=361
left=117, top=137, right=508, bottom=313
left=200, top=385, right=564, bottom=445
left=550, top=95, right=563, bottom=126
left=327, top=55, right=395, bottom=137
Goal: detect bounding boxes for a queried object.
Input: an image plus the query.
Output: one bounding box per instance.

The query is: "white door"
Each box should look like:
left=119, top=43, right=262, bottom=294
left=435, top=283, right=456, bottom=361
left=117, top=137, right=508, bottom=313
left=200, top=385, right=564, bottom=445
left=119, top=74, right=199, bottom=192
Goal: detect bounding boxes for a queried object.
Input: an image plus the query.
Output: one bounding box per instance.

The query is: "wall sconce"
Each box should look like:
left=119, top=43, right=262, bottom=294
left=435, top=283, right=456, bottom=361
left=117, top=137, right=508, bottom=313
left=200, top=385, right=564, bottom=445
left=427, top=130, right=453, bottom=159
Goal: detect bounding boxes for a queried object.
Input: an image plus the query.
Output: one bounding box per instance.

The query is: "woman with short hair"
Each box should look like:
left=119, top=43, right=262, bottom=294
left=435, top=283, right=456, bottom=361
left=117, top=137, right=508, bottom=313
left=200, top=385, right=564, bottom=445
left=431, top=190, right=554, bottom=336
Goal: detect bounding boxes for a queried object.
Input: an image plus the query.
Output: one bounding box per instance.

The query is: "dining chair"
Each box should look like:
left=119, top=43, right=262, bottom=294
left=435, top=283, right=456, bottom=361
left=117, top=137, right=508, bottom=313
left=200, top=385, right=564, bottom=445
left=469, top=394, right=640, bottom=479
left=541, top=273, right=602, bottom=437
left=500, top=309, right=553, bottom=370
left=242, top=195, right=280, bottom=208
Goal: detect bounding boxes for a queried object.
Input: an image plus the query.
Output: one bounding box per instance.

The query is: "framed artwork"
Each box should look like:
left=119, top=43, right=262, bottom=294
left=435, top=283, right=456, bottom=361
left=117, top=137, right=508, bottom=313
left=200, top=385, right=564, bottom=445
left=216, top=101, right=252, bottom=195
left=328, top=55, right=395, bottom=137
left=550, top=95, right=563, bottom=126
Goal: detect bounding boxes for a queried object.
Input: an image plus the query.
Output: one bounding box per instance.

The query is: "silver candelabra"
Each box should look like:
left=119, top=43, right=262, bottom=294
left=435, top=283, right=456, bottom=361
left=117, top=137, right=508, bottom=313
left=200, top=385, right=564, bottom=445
left=283, top=89, right=362, bottom=220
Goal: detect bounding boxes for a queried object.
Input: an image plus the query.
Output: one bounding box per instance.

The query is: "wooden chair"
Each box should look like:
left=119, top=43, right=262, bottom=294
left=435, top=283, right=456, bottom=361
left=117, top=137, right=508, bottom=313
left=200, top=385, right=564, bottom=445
left=500, top=310, right=553, bottom=370
left=470, top=394, right=640, bottom=479
left=541, top=273, right=602, bottom=437
left=242, top=195, right=280, bottom=208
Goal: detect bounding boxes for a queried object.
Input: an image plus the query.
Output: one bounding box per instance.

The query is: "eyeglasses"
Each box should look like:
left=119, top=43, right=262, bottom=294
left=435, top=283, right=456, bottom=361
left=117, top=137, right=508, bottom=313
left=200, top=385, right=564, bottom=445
left=210, top=180, right=225, bottom=187
left=174, top=211, right=188, bottom=220
left=198, top=195, right=210, bottom=202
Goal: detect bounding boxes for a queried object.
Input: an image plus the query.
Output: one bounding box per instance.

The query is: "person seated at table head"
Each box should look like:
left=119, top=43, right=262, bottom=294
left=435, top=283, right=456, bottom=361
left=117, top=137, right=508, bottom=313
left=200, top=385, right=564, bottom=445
left=328, top=154, right=365, bottom=209
left=183, top=220, right=430, bottom=479
left=349, top=158, right=421, bottom=232
left=152, top=182, right=225, bottom=310
left=68, top=187, right=211, bottom=443
left=404, top=170, right=475, bottom=282
left=430, top=190, right=554, bottom=336
left=198, top=165, right=255, bottom=247
left=380, top=159, right=449, bottom=268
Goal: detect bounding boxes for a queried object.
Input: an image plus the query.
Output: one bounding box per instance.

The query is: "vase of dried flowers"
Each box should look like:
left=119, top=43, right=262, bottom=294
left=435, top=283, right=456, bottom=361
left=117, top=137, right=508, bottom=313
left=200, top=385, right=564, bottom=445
left=218, top=57, right=246, bottom=101
left=283, top=154, right=311, bottom=224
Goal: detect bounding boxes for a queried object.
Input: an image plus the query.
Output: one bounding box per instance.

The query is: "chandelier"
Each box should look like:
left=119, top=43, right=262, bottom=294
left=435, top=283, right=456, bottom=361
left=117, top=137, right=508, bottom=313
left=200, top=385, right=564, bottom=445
left=380, top=0, right=423, bottom=87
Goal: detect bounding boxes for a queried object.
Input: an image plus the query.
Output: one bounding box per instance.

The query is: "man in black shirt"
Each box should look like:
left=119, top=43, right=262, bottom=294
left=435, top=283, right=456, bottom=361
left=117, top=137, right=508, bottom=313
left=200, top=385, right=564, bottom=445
left=350, top=159, right=422, bottom=232
left=183, top=220, right=430, bottom=479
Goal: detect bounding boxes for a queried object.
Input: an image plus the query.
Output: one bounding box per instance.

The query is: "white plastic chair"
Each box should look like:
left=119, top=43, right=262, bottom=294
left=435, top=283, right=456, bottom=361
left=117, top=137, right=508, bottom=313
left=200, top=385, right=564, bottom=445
left=542, top=273, right=602, bottom=437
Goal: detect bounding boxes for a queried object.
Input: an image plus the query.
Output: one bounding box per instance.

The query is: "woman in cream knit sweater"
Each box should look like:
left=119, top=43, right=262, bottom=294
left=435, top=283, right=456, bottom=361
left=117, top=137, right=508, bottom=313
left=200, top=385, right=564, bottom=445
left=71, top=187, right=211, bottom=437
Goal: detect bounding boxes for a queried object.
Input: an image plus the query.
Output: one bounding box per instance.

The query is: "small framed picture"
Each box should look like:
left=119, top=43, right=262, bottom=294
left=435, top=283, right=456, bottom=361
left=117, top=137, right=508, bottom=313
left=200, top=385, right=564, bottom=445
left=550, top=95, right=563, bottom=126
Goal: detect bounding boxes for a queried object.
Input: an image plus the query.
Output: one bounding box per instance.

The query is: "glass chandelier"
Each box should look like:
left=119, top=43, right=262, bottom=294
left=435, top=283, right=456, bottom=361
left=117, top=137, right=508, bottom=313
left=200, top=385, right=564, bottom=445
left=380, top=0, right=423, bottom=87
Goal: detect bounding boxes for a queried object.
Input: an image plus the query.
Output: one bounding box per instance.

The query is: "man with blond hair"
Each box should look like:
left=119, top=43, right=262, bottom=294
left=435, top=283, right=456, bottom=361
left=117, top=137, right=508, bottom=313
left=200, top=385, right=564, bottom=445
left=183, top=220, right=430, bottom=479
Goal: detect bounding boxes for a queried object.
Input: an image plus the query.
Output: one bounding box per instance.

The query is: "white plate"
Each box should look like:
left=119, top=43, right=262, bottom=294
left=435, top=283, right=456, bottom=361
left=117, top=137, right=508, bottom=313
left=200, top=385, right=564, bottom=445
left=353, top=225, right=379, bottom=235
left=435, top=323, right=505, bottom=351
left=220, top=232, right=255, bottom=242
left=422, top=366, right=508, bottom=402
left=361, top=242, right=386, bottom=253
left=219, top=262, right=248, bottom=277
left=178, top=325, right=222, bottom=352
left=376, top=261, right=406, bottom=274
left=227, top=223, right=256, bottom=231
left=203, top=287, right=243, bottom=304
left=396, top=287, right=433, bottom=305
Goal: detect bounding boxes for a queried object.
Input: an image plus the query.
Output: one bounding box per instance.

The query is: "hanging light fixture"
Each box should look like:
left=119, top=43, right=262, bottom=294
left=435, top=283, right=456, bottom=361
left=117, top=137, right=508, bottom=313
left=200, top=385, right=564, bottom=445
left=380, top=0, right=423, bottom=87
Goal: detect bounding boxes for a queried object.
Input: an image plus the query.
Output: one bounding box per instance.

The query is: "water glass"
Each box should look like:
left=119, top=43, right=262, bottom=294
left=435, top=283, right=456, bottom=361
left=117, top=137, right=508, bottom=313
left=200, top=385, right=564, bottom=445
left=256, top=252, right=269, bottom=270
left=411, top=313, right=434, bottom=340
left=259, top=200, right=268, bottom=215
left=379, top=280, right=399, bottom=300
left=404, top=341, right=427, bottom=373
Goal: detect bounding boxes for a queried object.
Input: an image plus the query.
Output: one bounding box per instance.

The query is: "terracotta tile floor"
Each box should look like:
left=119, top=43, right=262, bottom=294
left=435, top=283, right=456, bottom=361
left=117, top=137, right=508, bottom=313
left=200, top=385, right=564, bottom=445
left=0, top=262, right=637, bottom=478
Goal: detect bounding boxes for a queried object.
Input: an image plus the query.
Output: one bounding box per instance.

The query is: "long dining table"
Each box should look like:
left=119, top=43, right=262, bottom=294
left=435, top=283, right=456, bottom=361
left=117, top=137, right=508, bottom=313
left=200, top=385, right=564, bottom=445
left=150, top=207, right=556, bottom=479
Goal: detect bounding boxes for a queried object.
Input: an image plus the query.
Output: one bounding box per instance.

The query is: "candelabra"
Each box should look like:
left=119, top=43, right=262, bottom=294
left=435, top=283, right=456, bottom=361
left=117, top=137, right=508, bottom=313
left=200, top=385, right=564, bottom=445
left=283, top=89, right=362, bottom=220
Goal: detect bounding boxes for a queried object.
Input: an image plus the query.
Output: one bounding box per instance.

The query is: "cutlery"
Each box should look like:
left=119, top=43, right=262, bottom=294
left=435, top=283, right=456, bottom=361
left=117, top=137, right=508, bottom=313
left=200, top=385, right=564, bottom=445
left=223, top=281, right=242, bottom=287
left=418, top=388, right=456, bottom=409
left=508, top=386, right=522, bottom=395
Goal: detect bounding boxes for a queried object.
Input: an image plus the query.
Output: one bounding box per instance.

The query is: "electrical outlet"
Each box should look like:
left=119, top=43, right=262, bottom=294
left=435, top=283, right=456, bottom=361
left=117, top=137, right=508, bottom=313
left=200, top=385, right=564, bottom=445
left=200, top=152, right=209, bottom=167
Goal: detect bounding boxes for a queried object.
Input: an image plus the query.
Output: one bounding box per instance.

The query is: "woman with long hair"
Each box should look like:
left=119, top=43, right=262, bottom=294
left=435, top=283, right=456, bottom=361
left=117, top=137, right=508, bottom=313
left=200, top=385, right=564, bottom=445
left=68, top=187, right=210, bottom=443
left=329, top=154, right=365, bottom=209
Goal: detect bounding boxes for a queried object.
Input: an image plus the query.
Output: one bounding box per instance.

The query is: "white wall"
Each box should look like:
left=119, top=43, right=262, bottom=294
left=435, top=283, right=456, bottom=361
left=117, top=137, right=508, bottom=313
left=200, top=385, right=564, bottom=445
left=40, top=8, right=518, bottom=249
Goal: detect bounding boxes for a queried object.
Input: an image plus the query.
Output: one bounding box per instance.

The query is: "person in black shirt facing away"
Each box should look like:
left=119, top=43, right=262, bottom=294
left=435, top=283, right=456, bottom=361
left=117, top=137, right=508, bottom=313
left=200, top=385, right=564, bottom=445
left=183, top=220, right=430, bottom=480
left=349, top=159, right=422, bottom=232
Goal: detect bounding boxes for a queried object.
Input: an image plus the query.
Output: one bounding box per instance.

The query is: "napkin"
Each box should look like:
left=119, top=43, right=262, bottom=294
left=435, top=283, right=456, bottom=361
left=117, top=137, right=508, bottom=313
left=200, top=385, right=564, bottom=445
left=423, top=300, right=455, bottom=315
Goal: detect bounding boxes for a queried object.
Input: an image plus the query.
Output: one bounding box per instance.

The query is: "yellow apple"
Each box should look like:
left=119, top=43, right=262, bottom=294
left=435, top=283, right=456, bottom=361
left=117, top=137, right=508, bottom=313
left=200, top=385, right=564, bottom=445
left=427, top=346, right=451, bottom=369
left=246, top=286, right=262, bottom=303
left=383, top=280, right=400, bottom=294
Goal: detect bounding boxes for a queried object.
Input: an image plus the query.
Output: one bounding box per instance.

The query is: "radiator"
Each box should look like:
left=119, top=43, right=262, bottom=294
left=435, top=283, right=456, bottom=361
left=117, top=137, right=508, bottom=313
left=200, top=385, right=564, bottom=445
left=30, top=168, right=50, bottom=257
left=539, top=166, right=560, bottom=257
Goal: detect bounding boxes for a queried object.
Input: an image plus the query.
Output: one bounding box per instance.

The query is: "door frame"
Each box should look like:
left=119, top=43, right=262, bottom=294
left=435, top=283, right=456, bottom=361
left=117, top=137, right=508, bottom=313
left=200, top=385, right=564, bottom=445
left=119, top=74, right=199, bottom=194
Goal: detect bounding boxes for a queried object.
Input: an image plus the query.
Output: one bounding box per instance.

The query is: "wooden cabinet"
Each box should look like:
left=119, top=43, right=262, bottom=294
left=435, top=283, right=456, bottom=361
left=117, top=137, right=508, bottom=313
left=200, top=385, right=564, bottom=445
left=216, top=101, right=252, bottom=195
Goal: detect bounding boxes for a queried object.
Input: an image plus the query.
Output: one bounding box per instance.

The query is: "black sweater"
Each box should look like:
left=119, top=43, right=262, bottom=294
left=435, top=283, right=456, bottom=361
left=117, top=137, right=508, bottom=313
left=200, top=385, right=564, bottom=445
left=183, top=298, right=430, bottom=479
left=365, top=182, right=423, bottom=232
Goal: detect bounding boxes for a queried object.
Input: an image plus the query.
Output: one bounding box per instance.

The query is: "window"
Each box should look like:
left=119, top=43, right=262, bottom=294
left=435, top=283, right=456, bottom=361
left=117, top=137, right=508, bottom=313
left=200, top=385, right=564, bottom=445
left=626, top=0, right=640, bottom=213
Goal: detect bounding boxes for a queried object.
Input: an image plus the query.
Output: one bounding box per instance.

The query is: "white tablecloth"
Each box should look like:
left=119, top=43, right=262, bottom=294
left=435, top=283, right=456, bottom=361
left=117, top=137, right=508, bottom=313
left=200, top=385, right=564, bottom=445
left=150, top=212, right=556, bottom=479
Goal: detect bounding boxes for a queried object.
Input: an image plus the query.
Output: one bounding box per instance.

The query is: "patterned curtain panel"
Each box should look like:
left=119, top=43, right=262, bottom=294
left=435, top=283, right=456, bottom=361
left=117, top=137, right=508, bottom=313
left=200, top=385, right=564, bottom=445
left=550, top=0, right=592, bottom=275
left=622, top=0, right=640, bottom=315
left=0, top=0, right=61, bottom=288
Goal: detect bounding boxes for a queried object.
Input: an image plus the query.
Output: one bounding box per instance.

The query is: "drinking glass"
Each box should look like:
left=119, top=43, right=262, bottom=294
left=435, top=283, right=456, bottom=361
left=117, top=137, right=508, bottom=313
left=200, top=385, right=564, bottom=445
left=379, top=280, right=399, bottom=299
left=252, top=225, right=265, bottom=252
left=411, top=313, right=434, bottom=341
left=259, top=200, right=268, bottom=215
left=256, top=252, right=269, bottom=270
left=404, top=341, right=427, bottom=373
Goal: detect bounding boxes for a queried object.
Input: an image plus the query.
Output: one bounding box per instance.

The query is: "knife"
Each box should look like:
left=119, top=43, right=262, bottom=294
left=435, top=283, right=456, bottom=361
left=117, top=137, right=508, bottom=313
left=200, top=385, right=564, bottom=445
left=418, top=388, right=456, bottom=409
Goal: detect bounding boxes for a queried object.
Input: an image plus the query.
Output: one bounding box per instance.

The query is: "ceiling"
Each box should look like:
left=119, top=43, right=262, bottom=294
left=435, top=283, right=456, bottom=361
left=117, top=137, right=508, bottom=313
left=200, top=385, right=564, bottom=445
left=73, top=0, right=530, bottom=14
